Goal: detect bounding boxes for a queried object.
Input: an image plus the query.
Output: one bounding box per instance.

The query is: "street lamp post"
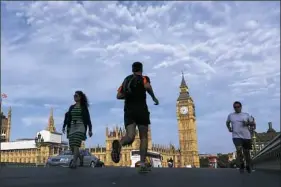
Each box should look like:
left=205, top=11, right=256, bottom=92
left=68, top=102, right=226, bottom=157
left=35, top=133, right=44, bottom=166
left=252, top=131, right=257, bottom=156
left=249, top=116, right=257, bottom=157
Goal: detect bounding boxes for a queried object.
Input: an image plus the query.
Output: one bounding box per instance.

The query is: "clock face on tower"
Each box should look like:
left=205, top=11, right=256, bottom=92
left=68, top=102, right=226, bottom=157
left=180, top=106, right=188, bottom=115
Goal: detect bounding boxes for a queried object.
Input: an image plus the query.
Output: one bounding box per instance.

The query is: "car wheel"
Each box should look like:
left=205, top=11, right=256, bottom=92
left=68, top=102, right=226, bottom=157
left=90, top=161, right=95, bottom=168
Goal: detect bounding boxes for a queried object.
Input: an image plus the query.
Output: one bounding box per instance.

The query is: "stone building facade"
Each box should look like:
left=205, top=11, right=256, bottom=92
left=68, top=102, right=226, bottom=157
left=0, top=74, right=200, bottom=167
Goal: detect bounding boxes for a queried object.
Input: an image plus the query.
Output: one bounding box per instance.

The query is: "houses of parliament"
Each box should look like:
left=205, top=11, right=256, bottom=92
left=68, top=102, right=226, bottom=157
left=0, top=74, right=200, bottom=167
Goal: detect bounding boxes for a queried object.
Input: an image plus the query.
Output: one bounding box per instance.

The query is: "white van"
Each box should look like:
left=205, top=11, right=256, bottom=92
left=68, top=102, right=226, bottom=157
left=130, top=150, right=162, bottom=168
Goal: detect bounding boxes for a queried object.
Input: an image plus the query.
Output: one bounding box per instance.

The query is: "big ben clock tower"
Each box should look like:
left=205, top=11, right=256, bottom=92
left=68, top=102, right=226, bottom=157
left=176, top=72, right=200, bottom=168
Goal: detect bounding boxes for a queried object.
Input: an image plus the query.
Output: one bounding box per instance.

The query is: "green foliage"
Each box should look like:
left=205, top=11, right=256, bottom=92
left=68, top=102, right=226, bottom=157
left=229, top=159, right=237, bottom=168
left=217, top=154, right=230, bottom=168
left=199, top=157, right=210, bottom=168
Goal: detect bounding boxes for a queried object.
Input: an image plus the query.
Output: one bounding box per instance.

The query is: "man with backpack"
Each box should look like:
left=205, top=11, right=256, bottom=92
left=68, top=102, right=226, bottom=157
left=111, top=62, right=159, bottom=172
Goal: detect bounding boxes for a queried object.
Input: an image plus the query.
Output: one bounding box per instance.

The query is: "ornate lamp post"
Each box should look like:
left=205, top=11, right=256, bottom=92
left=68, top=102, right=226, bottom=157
left=35, top=133, right=44, bottom=166
left=249, top=116, right=257, bottom=157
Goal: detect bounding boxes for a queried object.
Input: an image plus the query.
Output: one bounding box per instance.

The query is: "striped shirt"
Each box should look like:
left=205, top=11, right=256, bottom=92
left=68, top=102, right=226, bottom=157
left=69, top=105, right=85, bottom=135
left=71, top=105, right=83, bottom=122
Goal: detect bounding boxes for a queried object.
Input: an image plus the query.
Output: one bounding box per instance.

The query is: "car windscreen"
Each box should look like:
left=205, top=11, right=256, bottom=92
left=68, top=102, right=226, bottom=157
left=60, top=151, right=72, bottom=155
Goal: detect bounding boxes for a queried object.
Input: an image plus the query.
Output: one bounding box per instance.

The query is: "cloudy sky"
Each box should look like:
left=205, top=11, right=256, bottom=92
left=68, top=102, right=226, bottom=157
left=1, top=1, right=280, bottom=154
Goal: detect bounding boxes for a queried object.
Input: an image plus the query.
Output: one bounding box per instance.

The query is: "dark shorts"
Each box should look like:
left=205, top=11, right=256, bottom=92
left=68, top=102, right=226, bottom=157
left=124, top=105, right=150, bottom=126
left=233, top=138, right=252, bottom=150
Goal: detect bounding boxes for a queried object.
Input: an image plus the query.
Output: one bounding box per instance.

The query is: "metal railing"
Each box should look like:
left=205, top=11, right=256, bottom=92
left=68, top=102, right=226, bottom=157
left=252, top=134, right=281, bottom=171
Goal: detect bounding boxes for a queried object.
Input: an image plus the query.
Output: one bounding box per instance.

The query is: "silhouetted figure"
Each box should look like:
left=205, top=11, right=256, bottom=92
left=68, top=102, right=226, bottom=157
left=111, top=62, right=159, bottom=173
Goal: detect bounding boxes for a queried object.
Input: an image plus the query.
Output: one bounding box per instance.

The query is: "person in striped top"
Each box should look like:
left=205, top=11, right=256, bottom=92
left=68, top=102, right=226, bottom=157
left=63, top=91, right=93, bottom=169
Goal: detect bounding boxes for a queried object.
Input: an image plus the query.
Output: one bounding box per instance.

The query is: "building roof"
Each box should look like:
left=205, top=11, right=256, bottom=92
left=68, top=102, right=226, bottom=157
left=1, top=140, right=37, bottom=150
left=255, top=131, right=280, bottom=142
left=15, top=138, right=35, bottom=141
left=254, top=122, right=280, bottom=143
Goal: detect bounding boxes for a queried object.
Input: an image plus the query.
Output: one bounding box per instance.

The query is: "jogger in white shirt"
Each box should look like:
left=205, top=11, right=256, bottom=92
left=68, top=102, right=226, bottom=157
left=226, top=101, right=256, bottom=173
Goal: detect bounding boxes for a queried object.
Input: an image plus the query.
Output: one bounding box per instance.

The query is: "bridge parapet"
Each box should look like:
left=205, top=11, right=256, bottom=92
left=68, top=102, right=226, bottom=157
left=252, top=134, right=280, bottom=171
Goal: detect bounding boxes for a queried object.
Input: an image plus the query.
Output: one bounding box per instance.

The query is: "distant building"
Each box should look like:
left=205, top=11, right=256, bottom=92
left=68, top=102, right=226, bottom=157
left=0, top=75, right=202, bottom=167
left=0, top=107, right=11, bottom=142
left=227, top=152, right=236, bottom=162
left=0, top=108, right=68, bottom=165
left=199, top=154, right=218, bottom=168
left=251, top=122, right=280, bottom=156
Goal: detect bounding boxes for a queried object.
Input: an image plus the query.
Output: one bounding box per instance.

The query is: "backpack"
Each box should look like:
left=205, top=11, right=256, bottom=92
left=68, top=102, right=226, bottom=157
left=121, top=74, right=147, bottom=98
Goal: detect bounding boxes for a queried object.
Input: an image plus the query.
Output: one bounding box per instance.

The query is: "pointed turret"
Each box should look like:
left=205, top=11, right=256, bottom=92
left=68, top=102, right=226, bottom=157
left=46, top=108, right=56, bottom=133
left=106, top=126, right=109, bottom=137
left=177, top=71, right=190, bottom=101
left=267, top=122, right=276, bottom=133
left=180, top=71, right=188, bottom=88
left=5, top=106, right=12, bottom=142
left=8, top=106, right=11, bottom=117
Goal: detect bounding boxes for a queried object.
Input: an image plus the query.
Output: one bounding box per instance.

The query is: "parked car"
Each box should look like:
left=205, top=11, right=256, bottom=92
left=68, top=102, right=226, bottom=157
left=46, top=149, right=104, bottom=168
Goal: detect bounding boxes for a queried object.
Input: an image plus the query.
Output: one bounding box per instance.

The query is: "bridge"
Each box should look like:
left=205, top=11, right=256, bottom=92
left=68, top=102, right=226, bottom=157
left=0, top=135, right=280, bottom=187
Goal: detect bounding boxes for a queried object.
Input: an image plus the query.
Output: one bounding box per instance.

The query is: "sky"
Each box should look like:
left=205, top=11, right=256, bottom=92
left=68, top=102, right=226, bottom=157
left=1, top=1, right=280, bottom=154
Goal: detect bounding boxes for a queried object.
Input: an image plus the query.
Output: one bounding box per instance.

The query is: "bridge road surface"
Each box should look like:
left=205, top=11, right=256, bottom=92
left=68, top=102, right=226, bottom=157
left=0, top=168, right=280, bottom=187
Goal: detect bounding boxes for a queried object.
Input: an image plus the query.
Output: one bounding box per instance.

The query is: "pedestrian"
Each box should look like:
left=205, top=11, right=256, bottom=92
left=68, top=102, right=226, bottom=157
left=226, top=101, right=255, bottom=173
left=62, top=91, right=93, bottom=169
left=111, top=62, right=159, bottom=173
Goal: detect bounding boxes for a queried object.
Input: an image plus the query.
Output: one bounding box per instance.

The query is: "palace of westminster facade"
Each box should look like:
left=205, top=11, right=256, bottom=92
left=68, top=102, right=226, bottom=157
left=0, top=75, right=200, bottom=167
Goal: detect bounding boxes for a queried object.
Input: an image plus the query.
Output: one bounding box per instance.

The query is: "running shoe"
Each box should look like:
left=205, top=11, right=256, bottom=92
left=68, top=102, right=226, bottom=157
left=69, top=161, right=77, bottom=169
left=246, top=165, right=252, bottom=173
left=79, top=160, right=83, bottom=167
left=111, top=140, right=121, bottom=163
left=138, top=165, right=151, bottom=173
left=239, top=163, right=245, bottom=173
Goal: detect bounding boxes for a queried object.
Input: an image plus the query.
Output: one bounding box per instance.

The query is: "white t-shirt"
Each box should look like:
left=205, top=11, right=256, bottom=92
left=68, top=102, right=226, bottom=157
left=227, top=112, right=251, bottom=139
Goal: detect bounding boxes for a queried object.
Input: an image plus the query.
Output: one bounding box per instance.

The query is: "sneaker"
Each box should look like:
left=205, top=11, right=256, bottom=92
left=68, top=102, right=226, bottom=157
left=239, top=163, right=245, bottom=173
left=246, top=165, right=252, bottom=173
left=69, top=161, right=77, bottom=169
left=79, top=160, right=83, bottom=167
left=111, top=140, right=121, bottom=163
left=138, top=165, right=151, bottom=173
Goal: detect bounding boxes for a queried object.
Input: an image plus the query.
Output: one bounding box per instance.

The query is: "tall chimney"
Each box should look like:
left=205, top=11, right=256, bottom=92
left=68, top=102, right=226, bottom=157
left=268, top=122, right=272, bottom=129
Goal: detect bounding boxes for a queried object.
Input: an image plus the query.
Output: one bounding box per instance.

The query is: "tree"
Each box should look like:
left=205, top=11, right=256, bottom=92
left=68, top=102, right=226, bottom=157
left=217, top=154, right=230, bottom=168
left=229, top=159, right=237, bottom=168
left=199, top=157, right=210, bottom=168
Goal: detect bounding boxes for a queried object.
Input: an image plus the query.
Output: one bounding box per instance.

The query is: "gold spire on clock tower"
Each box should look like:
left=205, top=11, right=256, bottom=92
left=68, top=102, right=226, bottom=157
left=176, top=72, right=200, bottom=168
left=46, top=108, right=56, bottom=133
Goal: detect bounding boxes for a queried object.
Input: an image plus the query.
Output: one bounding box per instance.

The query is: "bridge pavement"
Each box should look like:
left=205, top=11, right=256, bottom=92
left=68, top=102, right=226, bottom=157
left=0, top=168, right=280, bottom=187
